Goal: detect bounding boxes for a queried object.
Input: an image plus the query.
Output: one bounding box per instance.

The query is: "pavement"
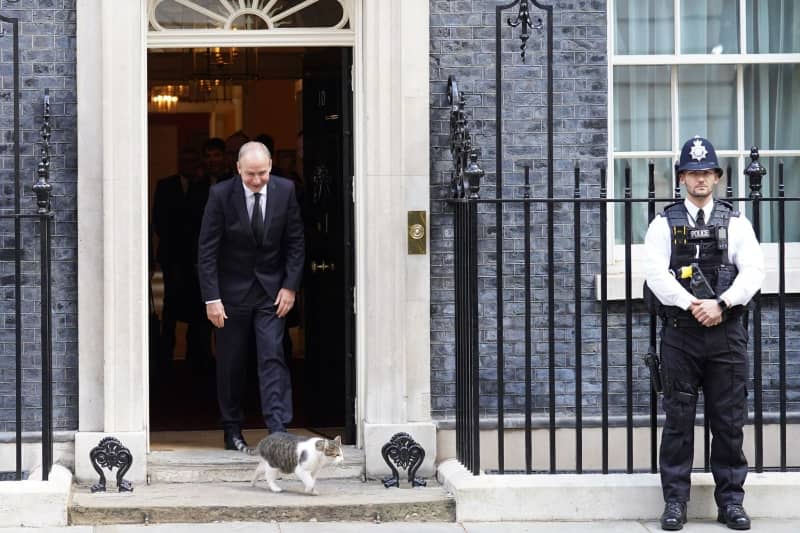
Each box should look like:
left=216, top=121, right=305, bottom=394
left=3, top=520, right=800, bottom=532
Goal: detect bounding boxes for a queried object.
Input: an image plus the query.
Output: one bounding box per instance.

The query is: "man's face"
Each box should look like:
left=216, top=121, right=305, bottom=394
left=680, top=169, right=720, bottom=201
left=178, top=150, right=202, bottom=180
left=204, top=148, right=226, bottom=177
left=238, top=152, right=272, bottom=193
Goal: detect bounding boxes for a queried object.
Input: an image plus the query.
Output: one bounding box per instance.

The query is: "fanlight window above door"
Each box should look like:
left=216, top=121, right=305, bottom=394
left=148, top=0, right=352, bottom=31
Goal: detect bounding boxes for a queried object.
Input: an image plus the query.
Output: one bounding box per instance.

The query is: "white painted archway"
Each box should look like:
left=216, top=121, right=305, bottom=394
left=74, top=0, right=434, bottom=482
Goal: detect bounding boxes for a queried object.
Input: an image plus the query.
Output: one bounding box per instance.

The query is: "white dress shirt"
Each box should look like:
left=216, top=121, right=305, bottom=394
left=245, top=182, right=267, bottom=220
left=644, top=198, right=765, bottom=311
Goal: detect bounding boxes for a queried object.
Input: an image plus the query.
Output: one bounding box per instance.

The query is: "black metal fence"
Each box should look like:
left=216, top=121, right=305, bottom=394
left=445, top=0, right=798, bottom=477
left=1, top=15, right=56, bottom=482
left=449, top=143, right=799, bottom=477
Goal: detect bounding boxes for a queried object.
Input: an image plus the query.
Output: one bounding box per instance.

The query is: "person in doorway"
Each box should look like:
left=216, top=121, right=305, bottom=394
left=644, top=136, right=764, bottom=531
left=152, top=145, right=213, bottom=374
left=198, top=141, right=304, bottom=450
left=202, top=137, right=231, bottom=184
left=224, top=130, right=250, bottom=178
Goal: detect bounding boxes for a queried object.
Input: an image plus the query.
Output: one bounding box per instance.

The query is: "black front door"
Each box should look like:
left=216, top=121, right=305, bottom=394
left=301, top=48, right=355, bottom=443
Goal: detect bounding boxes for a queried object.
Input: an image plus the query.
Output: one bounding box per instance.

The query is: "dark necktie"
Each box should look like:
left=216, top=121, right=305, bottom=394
left=696, top=208, right=705, bottom=227
left=251, top=192, right=264, bottom=243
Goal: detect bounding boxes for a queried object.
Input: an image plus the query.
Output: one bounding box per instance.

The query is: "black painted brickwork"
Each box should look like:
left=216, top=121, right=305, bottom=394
left=0, top=0, right=77, bottom=433
left=428, top=1, right=800, bottom=422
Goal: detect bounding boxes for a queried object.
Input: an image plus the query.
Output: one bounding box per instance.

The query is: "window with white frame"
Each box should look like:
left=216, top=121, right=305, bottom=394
left=609, top=0, right=800, bottom=259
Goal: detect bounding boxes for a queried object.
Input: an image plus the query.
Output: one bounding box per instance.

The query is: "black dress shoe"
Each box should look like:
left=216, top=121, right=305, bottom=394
left=224, top=431, right=248, bottom=451
left=660, top=501, right=687, bottom=531
left=717, top=504, right=751, bottom=530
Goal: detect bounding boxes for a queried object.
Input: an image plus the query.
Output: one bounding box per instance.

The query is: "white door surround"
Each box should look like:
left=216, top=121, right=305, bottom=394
left=74, top=0, right=433, bottom=482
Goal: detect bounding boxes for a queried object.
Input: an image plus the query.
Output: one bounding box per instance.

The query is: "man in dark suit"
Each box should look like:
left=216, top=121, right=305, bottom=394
left=152, top=145, right=211, bottom=373
left=198, top=141, right=304, bottom=450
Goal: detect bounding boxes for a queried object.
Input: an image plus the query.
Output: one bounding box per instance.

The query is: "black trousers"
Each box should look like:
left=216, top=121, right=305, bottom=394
left=160, top=266, right=211, bottom=367
left=215, top=281, right=292, bottom=433
left=659, top=317, right=749, bottom=507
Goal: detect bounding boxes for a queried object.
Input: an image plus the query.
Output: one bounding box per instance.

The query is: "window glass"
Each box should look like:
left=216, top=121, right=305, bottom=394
left=743, top=157, right=800, bottom=243
left=613, top=66, right=671, bottom=152
left=613, top=158, right=675, bottom=244
left=681, top=0, right=739, bottom=54
left=614, top=0, right=674, bottom=55
left=153, top=0, right=225, bottom=30
left=678, top=65, right=737, bottom=149
left=150, top=0, right=349, bottom=31
left=744, top=64, right=800, bottom=150
left=746, top=0, right=800, bottom=53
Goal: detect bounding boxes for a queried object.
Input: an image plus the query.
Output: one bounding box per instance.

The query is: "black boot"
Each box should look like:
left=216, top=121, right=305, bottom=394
left=660, top=501, right=687, bottom=531
left=223, top=429, right=248, bottom=451
left=717, top=504, right=751, bottom=530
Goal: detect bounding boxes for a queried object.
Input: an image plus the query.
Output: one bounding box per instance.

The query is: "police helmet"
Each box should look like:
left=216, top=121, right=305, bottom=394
left=677, top=135, right=722, bottom=175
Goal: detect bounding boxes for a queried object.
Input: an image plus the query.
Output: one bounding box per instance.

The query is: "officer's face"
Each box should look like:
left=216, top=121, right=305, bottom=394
left=238, top=151, right=272, bottom=193
left=680, top=169, right=720, bottom=202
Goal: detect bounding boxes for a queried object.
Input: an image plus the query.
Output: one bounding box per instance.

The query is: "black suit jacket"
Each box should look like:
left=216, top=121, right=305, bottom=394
left=197, top=174, right=304, bottom=305
left=153, top=174, right=208, bottom=269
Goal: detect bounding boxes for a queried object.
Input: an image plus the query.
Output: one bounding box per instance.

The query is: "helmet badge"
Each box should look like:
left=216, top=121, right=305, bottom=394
left=689, top=138, right=708, bottom=162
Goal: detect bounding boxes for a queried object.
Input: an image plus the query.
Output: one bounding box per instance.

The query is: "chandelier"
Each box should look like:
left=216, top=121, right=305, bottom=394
left=149, top=84, right=184, bottom=112
left=148, top=47, right=258, bottom=110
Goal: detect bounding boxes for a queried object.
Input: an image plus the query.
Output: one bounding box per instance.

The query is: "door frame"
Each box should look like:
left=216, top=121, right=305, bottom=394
left=146, top=19, right=357, bottom=441
left=75, top=0, right=435, bottom=482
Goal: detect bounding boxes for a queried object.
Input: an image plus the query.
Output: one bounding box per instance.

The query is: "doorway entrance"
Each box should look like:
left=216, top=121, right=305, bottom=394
left=146, top=46, right=355, bottom=444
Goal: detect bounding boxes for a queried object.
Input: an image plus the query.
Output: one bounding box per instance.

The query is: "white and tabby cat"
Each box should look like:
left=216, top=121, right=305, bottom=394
left=238, top=432, right=344, bottom=495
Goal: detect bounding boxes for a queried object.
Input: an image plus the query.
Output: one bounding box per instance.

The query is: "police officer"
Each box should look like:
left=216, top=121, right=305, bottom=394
left=644, top=136, right=764, bottom=531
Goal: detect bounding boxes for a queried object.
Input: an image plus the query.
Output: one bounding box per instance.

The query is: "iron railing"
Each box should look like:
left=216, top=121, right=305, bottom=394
left=449, top=146, right=798, bottom=475
left=446, top=0, right=798, bottom=477
left=0, top=16, right=56, bottom=482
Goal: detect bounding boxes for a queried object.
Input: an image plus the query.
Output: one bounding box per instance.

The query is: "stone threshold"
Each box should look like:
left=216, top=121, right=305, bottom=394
left=69, top=478, right=455, bottom=525
left=147, top=445, right=365, bottom=484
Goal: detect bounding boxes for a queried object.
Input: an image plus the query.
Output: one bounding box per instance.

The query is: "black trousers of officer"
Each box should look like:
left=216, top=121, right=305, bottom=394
left=659, top=315, right=749, bottom=507
left=215, top=281, right=293, bottom=434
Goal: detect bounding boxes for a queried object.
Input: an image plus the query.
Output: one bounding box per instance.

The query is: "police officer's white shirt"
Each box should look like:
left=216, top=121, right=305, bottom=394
left=644, top=197, right=765, bottom=311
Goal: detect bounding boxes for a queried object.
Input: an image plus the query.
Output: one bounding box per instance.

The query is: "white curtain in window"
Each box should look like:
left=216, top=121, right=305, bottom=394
left=744, top=64, right=800, bottom=243
left=681, top=0, right=739, bottom=54
left=614, top=0, right=674, bottom=55
left=747, top=0, right=800, bottom=53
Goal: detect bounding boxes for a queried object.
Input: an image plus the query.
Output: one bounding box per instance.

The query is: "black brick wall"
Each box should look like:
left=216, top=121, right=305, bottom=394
left=0, top=0, right=77, bottom=433
left=429, top=0, right=800, bottom=423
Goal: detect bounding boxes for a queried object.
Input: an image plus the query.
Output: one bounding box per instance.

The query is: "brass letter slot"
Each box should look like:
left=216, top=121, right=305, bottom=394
left=407, top=211, right=427, bottom=255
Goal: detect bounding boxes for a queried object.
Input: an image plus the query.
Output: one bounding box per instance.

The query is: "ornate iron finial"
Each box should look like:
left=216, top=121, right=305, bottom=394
left=508, top=0, right=544, bottom=62
left=744, top=146, right=766, bottom=199
left=32, top=89, right=52, bottom=214
left=448, top=76, right=480, bottom=198
left=464, top=149, right=484, bottom=199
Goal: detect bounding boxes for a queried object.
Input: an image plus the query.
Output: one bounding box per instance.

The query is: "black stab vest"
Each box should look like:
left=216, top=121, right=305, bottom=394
left=663, top=199, right=739, bottom=297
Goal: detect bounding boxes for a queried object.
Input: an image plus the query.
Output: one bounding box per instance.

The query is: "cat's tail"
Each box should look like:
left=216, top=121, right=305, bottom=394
left=236, top=440, right=258, bottom=456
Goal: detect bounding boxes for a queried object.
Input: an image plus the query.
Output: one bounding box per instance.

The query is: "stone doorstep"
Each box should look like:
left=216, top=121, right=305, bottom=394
left=68, top=478, right=455, bottom=525
left=437, top=459, right=800, bottom=523
left=146, top=446, right=364, bottom=484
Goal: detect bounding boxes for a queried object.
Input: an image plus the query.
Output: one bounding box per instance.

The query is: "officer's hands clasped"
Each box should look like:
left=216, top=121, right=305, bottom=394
left=689, top=298, right=723, bottom=327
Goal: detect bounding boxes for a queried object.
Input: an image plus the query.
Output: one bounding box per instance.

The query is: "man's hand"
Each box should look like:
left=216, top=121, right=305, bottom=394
left=689, top=298, right=723, bottom=327
left=206, top=301, right=227, bottom=328
left=275, top=288, right=296, bottom=318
